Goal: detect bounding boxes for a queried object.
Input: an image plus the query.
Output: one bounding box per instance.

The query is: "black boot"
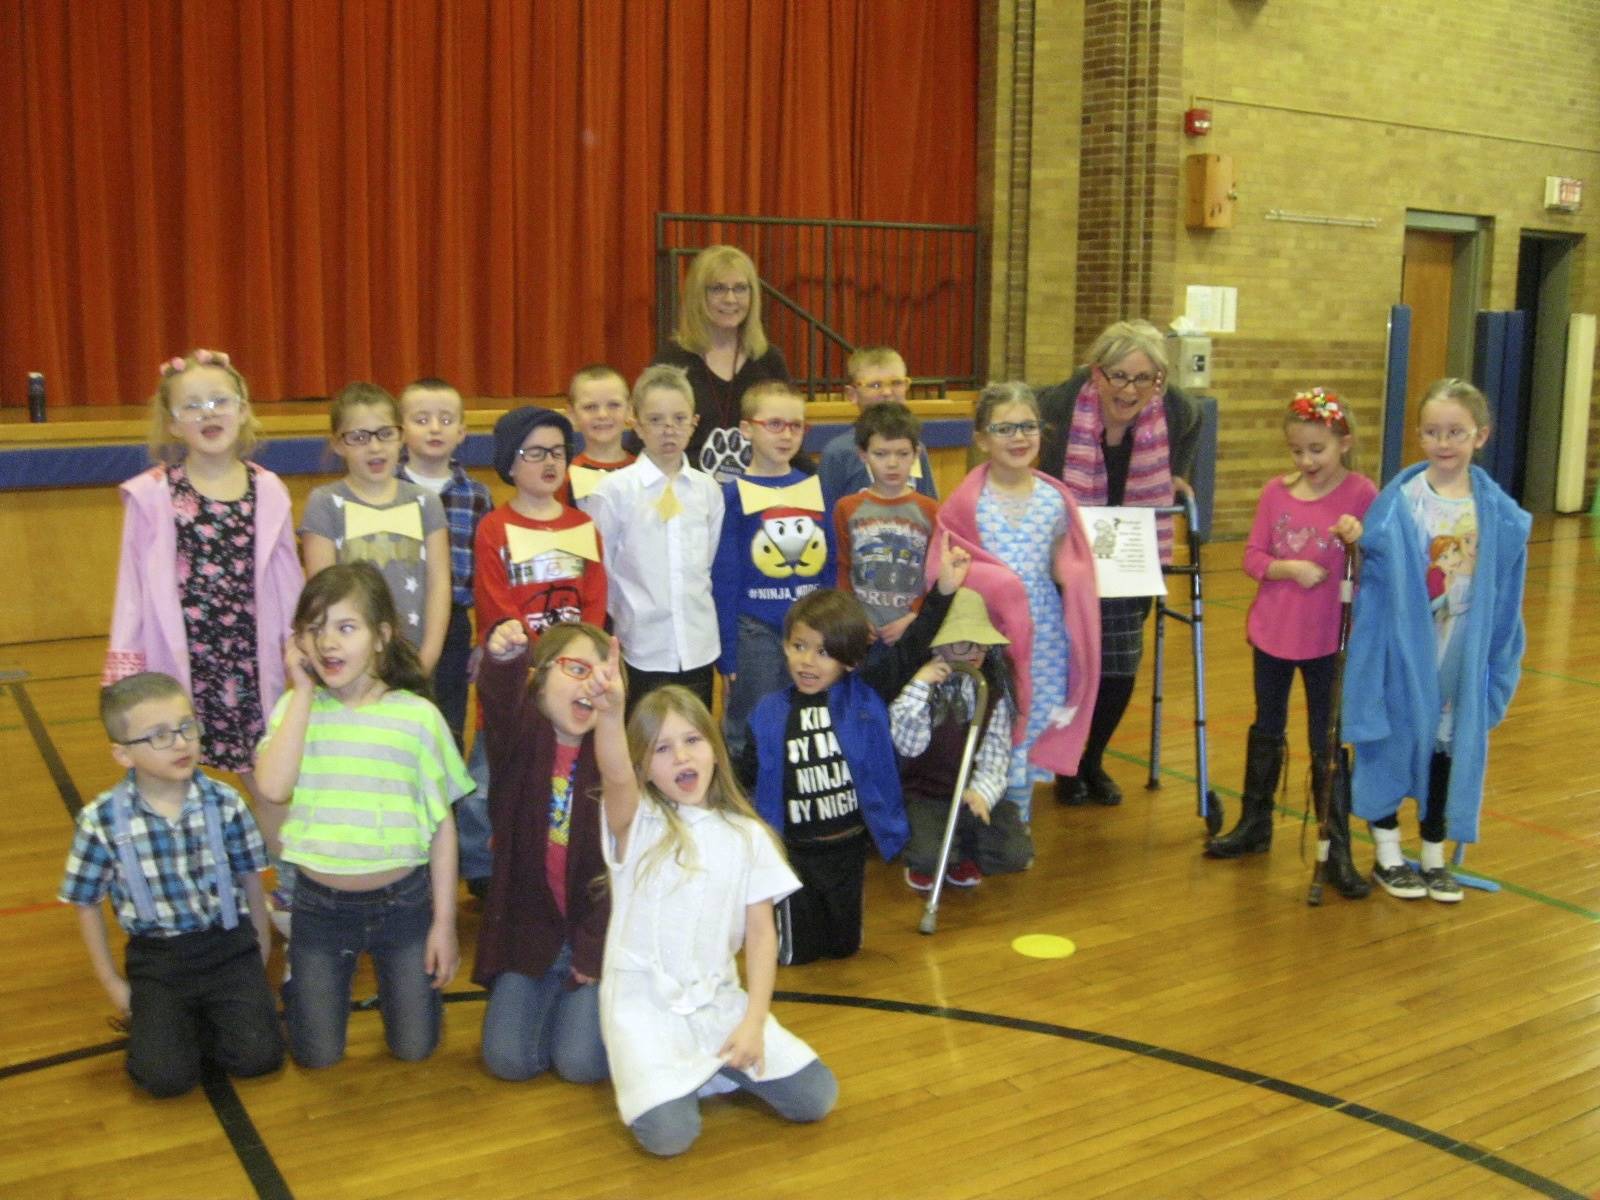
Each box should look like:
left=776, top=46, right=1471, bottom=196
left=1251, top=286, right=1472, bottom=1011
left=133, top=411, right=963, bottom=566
left=1314, top=748, right=1371, bottom=899
left=1054, top=774, right=1089, bottom=806
left=1204, top=725, right=1283, bottom=858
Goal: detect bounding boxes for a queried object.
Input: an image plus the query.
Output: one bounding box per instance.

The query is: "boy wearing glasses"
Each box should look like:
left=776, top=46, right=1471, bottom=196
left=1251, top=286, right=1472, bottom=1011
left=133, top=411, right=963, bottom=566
left=60, top=672, right=282, bottom=1098
left=397, top=377, right=492, bottom=751
left=818, top=346, right=939, bottom=509
left=711, top=381, right=836, bottom=758
left=581, top=364, right=725, bottom=714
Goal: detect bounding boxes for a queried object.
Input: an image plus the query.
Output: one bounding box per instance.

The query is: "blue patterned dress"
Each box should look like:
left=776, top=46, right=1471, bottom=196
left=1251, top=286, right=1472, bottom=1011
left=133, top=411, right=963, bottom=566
left=976, top=480, right=1071, bottom=817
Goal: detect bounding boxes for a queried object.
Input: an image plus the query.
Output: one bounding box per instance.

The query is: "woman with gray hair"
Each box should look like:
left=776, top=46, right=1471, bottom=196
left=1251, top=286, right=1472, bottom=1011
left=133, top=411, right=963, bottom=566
left=1036, top=320, right=1203, bottom=806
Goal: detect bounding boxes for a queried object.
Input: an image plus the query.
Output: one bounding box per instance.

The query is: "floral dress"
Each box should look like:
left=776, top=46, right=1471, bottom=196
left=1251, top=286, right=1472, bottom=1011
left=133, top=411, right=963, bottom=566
left=976, top=480, right=1071, bottom=805
left=170, top=464, right=263, bottom=771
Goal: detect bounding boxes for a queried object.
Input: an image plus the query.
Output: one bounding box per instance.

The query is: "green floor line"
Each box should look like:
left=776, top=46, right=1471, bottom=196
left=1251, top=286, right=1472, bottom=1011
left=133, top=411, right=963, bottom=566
left=1104, top=748, right=1600, bottom=923
left=1523, top=666, right=1600, bottom=690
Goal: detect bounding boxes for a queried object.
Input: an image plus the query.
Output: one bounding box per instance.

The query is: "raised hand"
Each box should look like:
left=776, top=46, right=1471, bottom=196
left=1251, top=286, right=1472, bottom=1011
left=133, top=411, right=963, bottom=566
left=485, top=618, right=529, bottom=660
left=936, top=530, right=972, bottom=594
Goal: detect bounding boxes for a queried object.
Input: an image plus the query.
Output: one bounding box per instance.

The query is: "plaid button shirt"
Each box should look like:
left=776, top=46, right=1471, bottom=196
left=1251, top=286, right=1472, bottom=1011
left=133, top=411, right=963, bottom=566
left=400, top=460, right=492, bottom=607
left=59, top=772, right=269, bottom=937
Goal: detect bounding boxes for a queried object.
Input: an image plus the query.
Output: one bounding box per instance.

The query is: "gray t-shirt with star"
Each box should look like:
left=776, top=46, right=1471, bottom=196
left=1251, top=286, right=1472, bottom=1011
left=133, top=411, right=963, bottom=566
left=299, top=480, right=447, bottom=647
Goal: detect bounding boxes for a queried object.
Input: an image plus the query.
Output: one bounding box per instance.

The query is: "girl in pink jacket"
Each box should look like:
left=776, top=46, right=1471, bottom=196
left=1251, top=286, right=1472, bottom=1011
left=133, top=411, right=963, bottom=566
left=105, top=349, right=303, bottom=806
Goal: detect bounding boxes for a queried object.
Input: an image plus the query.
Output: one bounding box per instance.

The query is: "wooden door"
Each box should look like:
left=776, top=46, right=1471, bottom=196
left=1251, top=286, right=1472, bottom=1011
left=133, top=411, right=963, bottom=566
left=1400, top=229, right=1456, bottom=467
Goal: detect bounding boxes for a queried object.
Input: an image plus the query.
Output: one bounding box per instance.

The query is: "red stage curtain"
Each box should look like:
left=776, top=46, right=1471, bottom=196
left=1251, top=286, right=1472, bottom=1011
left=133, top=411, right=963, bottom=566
left=0, top=0, right=976, bottom=409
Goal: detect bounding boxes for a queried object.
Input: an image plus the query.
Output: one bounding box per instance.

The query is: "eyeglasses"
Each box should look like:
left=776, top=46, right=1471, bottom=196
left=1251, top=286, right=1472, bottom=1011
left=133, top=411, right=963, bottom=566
left=642, top=415, right=694, bottom=431
left=748, top=418, right=805, bottom=436
left=553, top=657, right=595, bottom=681
left=1420, top=427, right=1477, bottom=446
left=986, top=420, right=1041, bottom=438
left=119, top=719, right=204, bottom=751
left=516, top=444, right=569, bottom=463
left=1100, top=368, right=1161, bottom=391
left=939, top=640, right=980, bottom=657
left=338, top=425, right=402, bottom=447
left=856, top=378, right=911, bottom=395
left=173, top=395, right=240, bottom=423
left=706, top=282, right=752, bottom=300
left=405, top=411, right=457, bottom=428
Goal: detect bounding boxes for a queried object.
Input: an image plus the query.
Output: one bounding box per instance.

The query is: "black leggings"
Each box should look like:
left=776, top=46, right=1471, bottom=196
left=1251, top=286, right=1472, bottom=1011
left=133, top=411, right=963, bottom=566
left=1371, top=750, right=1450, bottom=843
left=1252, top=648, right=1338, bottom=756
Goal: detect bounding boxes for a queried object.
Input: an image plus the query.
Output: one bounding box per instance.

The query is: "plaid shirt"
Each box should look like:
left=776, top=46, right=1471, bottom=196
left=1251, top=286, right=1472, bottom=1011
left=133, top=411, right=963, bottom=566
left=59, top=772, right=269, bottom=937
left=888, top=675, right=1014, bottom=807
left=400, top=460, right=492, bottom=606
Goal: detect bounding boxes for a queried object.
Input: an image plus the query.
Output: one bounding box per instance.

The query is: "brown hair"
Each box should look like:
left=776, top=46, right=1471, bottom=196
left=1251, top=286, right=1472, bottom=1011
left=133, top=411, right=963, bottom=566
left=398, top=378, right=462, bottom=415
left=740, top=378, right=803, bottom=421
left=568, top=364, right=629, bottom=401
left=100, top=672, right=189, bottom=742
left=329, top=381, right=400, bottom=434
left=293, top=563, right=431, bottom=698
left=528, top=622, right=618, bottom=707
left=1419, top=378, right=1492, bottom=431
left=783, top=589, right=873, bottom=670
left=854, top=400, right=921, bottom=451
left=973, top=380, right=1040, bottom=431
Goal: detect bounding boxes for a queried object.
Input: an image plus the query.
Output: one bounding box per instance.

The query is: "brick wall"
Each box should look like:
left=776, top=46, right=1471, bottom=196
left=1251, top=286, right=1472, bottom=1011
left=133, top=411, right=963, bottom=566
left=980, top=0, right=1600, bottom=532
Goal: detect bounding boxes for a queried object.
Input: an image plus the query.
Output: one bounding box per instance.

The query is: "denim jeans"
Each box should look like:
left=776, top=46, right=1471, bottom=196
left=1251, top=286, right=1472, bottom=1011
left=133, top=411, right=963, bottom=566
left=630, top=1059, right=838, bottom=1156
left=454, top=737, right=493, bottom=885
left=722, top=616, right=788, bottom=762
left=286, top=867, right=441, bottom=1068
left=480, top=943, right=608, bottom=1083
left=432, top=603, right=474, bottom=751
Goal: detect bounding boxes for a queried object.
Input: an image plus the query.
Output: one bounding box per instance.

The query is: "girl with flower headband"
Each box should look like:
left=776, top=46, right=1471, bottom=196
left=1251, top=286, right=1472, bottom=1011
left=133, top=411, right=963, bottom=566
left=1204, top=388, right=1376, bottom=899
left=105, top=349, right=304, bottom=808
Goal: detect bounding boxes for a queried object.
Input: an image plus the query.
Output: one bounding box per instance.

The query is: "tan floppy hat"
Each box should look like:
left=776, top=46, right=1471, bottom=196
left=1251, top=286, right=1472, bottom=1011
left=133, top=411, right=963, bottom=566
left=932, top=588, right=1010, bottom=648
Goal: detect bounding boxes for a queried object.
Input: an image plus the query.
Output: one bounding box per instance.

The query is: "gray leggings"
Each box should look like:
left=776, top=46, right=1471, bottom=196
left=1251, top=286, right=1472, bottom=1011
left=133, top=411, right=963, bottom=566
left=630, top=1058, right=838, bottom=1157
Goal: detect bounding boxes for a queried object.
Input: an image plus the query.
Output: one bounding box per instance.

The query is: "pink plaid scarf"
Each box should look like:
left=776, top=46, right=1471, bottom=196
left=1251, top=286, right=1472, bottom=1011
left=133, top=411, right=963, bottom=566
left=1059, top=379, right=1175, bottom=561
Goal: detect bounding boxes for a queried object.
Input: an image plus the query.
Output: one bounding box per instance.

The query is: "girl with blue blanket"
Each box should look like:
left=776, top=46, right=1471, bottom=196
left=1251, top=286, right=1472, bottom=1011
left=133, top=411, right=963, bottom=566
left=1340, top=380, right=1530, bottom=902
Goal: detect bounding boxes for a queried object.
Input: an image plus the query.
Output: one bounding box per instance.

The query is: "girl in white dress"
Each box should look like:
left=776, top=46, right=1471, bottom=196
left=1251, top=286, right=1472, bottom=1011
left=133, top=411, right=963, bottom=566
left=587, top=660, right=837, bottom=1156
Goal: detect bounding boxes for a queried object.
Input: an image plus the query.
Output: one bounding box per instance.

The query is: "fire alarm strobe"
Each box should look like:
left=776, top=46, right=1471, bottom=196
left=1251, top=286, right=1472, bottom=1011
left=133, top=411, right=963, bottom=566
left=1185, top=108, right=1212, bottom=137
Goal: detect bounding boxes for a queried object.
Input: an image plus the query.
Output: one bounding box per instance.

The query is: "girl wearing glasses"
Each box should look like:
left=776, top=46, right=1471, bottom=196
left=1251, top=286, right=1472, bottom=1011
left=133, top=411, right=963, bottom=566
left=299, top=382, right=451, bottom=674
left=106, top=349, right=303, bottom=812
left=471, top=617, right=615, bottom=1086
left=654, top=244, right=792, bottom=481
left=1341, top=379, right=1530, bottom=903
left=1036, top=320, right=1203, bottom=808
left=928, top=382, right=1101, bottom=853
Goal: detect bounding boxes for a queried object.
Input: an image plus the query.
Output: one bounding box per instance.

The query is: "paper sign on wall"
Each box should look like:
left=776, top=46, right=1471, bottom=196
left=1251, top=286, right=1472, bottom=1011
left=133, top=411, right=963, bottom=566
left=1079, top=506, right=1167, bottom=598
left=1183, top=285, right=1237, bottom=333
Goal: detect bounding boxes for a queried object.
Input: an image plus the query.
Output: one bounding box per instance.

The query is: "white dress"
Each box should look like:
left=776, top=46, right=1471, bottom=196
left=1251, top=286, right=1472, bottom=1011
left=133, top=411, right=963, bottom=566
left=599, top=801, right=819, bottom=1125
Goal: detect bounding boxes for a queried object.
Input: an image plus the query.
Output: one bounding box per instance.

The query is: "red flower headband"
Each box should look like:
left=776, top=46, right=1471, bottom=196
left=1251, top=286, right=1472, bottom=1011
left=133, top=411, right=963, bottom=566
left=158, top=348, right=231, bottom=379
left=1288, top=387, right=1345, bottom=428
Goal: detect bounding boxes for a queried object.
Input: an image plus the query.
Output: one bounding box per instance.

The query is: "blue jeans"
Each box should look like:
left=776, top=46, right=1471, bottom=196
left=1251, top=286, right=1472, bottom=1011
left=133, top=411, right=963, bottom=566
left=286, top=867, right=441, bottom=1069
left=455, top=737, right=493, bottom=885
left=432, top=603, right=474, bottom=751
left=722, top=616, right=788, bottom=762
left=481, top=943, right=608, bottom=1083
left=631, top=1059, right=837, bottom=1157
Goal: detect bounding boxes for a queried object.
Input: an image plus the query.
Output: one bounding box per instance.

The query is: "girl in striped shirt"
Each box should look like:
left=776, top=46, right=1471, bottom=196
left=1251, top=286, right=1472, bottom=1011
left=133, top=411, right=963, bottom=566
left=256, top=563, right=472, bottom=1068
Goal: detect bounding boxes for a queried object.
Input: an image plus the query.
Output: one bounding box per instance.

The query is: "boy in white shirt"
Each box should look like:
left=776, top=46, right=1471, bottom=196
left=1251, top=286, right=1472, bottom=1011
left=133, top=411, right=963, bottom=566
left=581, top=364, right=725, bottom=713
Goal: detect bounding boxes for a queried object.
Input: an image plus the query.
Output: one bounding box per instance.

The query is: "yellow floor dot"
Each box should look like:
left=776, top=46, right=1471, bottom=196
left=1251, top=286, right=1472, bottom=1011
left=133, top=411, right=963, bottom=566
left=1012, top=933, right=1076, bottom=959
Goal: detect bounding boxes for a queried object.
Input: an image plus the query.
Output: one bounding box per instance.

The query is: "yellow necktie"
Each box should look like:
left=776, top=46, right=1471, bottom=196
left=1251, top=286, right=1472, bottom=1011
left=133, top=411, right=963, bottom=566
left=736, top=475, right=825, bottom=515
left=504, top=522, right=600, bottom=564
left=655, top=481, right=683, bottom=522
left=344, top=501, right=424, bottom=542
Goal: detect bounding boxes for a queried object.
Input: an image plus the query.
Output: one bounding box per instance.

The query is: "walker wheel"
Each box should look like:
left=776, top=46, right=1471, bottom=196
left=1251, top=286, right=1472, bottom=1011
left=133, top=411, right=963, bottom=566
left=1203, top=791, right=1223, bottom=836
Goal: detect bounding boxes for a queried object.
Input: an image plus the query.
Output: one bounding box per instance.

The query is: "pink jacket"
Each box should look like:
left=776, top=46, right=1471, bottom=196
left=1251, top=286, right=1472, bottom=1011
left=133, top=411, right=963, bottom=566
left=927, top=466, right=1102, bottom=774
left=103, top=464, right=304, bottom=713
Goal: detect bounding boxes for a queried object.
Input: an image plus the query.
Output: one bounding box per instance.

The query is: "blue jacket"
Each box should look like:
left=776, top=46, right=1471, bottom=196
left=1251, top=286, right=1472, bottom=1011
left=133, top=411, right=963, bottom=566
left=746, top=672, right=909, bottom=860
left=1341, top=463, right=1530, bottom=843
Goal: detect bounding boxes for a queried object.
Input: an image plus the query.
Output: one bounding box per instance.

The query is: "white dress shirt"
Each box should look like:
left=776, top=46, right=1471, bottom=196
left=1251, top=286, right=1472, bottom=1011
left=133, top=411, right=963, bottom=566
left=580, top=455, right=725, bottom=672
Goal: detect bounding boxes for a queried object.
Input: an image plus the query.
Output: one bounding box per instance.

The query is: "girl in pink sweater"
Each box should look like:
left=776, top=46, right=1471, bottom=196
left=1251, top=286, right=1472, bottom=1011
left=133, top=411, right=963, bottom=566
left=1205, top=390, right=1375, bottom=896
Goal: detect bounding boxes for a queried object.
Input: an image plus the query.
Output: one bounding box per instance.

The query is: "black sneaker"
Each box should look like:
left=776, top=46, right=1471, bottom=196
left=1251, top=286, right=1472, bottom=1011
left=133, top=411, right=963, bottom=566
left=1373, top=862, right=1427, bottom=899
left=1083, top=764, right=1123, bottom=807
left=1420, top=866, right=1463, bottom=903
left=1054, top=775, right=1089, bottom=806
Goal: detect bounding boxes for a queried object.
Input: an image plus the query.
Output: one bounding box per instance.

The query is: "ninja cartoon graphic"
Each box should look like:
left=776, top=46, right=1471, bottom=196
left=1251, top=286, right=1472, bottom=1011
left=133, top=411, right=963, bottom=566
left=751, top=506, right=827, bottom=579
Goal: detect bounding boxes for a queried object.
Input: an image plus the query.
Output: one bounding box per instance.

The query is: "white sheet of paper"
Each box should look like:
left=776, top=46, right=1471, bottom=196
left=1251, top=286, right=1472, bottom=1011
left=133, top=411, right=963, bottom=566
left=1079, top=506, right=1167, bottom=598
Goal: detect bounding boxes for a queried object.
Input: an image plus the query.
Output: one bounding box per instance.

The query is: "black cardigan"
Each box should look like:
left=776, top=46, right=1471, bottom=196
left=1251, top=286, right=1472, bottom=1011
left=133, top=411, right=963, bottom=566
left=1035, top=369, right=1202, bottom=486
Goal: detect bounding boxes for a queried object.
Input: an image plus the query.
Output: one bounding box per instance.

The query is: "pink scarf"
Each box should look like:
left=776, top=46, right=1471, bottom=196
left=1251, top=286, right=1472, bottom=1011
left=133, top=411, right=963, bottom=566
left=927, top=465, right=1102, bottom=775
left=1060, top=380, right=1175, bottom=561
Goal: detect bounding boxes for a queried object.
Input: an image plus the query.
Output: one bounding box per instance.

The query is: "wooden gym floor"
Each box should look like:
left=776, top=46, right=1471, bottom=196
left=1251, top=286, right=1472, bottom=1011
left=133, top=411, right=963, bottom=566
left=2, top=517, right=1597, bottom=1200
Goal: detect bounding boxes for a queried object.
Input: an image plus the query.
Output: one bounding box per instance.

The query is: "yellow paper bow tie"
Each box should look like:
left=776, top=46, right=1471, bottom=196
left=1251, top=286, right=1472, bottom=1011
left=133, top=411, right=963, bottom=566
left=344, top=501, right=423, bottom=542
left=568, top=465, right=604, bottom=501
left=736, top=475, right=824, bottom=516
left=655, top=482, right=683, bottom=522
left=505, top=522, right=600, bottom=565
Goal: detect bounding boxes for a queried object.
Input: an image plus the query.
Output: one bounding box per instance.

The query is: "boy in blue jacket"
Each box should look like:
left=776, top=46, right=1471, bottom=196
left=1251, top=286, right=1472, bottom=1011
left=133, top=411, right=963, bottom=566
left=737, top=533, right=970, bottom=964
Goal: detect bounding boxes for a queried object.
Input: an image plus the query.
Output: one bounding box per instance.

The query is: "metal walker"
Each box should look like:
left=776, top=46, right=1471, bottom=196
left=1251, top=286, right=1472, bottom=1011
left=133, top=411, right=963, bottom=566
left=917, top=662, right=990, bottom=935
left=1145, top=493, right=1224, bottom=835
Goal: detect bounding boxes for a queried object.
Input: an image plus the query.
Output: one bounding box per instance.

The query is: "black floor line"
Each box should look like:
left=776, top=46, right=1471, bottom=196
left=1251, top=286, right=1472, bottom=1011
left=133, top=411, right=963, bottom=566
left=9, top=680, right=83, bottom=815
left=201, top=1065, right=294, bottom=1200
left=5, top=988, right=1583, bottom=1199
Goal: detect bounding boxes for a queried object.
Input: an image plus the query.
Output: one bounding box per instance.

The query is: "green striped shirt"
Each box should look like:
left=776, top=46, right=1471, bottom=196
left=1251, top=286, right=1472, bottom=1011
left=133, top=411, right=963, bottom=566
left=267, top=690, right=472, bottom=875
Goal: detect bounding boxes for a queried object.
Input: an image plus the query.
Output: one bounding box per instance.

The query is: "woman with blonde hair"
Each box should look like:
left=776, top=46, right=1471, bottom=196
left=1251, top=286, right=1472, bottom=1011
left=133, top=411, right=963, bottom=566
left=653, top=244, right=791, bottom=481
